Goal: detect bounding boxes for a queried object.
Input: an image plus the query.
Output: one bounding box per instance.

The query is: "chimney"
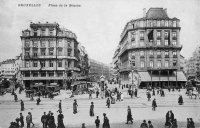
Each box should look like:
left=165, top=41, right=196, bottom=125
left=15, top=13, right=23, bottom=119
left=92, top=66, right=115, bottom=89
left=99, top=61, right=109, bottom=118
left=143, top=8, right=146, bottom=18
left=164, top=8, right=167, bottom=14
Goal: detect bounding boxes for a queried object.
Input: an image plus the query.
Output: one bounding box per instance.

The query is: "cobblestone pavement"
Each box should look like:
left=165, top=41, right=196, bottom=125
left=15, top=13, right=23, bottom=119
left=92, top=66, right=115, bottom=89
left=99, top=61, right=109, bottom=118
left=0, top=87, right=200, bottom=128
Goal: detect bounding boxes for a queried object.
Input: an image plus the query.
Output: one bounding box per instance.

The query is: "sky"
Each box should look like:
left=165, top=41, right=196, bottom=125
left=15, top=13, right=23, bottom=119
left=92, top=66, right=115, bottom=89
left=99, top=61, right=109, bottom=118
left=0, top=0, right=200, bottom=64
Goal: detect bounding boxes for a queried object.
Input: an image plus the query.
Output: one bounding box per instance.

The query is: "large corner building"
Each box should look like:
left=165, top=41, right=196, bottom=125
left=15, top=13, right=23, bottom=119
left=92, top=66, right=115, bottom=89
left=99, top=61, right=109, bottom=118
left=20, top=22, right=81, bottom=88
left=114, top=8, right=187, bottom=88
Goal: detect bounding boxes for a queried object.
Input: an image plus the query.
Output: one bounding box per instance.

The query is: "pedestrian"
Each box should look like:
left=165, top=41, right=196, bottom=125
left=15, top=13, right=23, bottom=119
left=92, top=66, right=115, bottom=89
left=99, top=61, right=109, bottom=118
left=90, top=102, right=94, bottom=116
left=21, top=100, right=24, bottom=111
left=14, top=93, right=18, bottom=102
left=82, top=123, right=86, bottom=128
left=147, top=91, right=151, bottom=101
left=152, top=89, right=155, bottom=96
left=16, top=117, right=20, bottom=128
left=59, top=100, right=62, bottom=111
left=96, top=90, right=99, bottom=98
left=126, top=106, right=133, bottom=124
left=190, top=118, right=195, bottom=128
left=134, top=89, right=138, bottom=97
left=95, top=116, right=100, bottom=128
left=140, top=120, right=148, bottom=128
left=152, top=98, right=157, bottom=111
left=178, top=95, right=183, bottom=105
left=121, top=92, right=124, bottom=101
left=26, top=112, right=31, bottom=128
left=36, top=97, right=41, bottom=105
left=102, top=113, right=110, bottom=128
left=89, top=90, right=92, bottom=99
left=47, top=111, right=51, bottom=127
left=170, top=110, right=174, bottom=122
left=49, top=113, right=56, bottom=128
left=41, top=112, right=47, bottom=128
left=73, top=99, right=78, bottom=114
left=19, top=113, right=24, bottom=128
left=148, top=120, right=154, bottom=128
left=29, top=112, right=34, bottom=127
left=106, top=98, right=110, bottom=108
left=57, top=111, right=65, bottom=128
left=171, top=119, right=178, bottom=128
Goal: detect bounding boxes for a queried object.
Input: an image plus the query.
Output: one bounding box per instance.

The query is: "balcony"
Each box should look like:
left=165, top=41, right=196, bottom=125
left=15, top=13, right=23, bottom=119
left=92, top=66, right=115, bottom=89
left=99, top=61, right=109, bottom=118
left=173, top=55, right=177, bottom=58
left=140, top=37, right=144, bottom=40
left=131, top=38, right=135, bottom=42
left=149, top=55, right=154, bottom=58
left=157, top=55, right=161, bottom=58
left=140, top=56, right=145, bottom=58
left=165, top=55, right=169, bottom=58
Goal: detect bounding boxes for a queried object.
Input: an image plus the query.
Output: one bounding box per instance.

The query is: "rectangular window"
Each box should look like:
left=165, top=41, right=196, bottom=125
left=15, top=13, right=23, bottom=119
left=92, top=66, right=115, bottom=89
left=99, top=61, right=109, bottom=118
left=33, top=30, right=37, bottom=36
left=157, top=61, right=161, bottom=67
left=41, top=41, right=46, bottom=48
left=173, top=51, right=177, bottom=58
left=157, top=31, right=161, bottom=38
left=161, top=20, right=164, bottom=26
left=173, top=21, right=177, bottom=27
left=33, top=72, right=38, bottom=77
left=165, top=61, right=169, bottom=67
left=41, top=49, right=46, bottom=56
left=33, top=61, right=37, bottom=67
left=165, top=40, right=169, bottom=46
left=68, top=61, right=71, bottom=68
left=149, top=50, right=153, bottom=56
left=150, top=61, right=153, bottom=68
left=172, top=32, right=177, bottom=38
left=49, top=30, right=54, bottom=36
left=25, top=61, right=29, bottom=68
left=131, top=32, right=135, bottom=41
left=68, top=51, right=71, bottom=56
left=58, top=41, right=62, bottom=47
left=25, top=41, right=30, bottom=47
left=157, top=20, right=160, bottom=27
left=49, top=41, right=54, bottom=47
left=58, top=60, right=62, bottom=67
left=165, top=51, right=169, bottom=56
left=140, top=31, right=144, bottom=39
left=140, top=61, right=144, bottom=68
left=41, top=72, right=46, bottom=77
left=57, top=72, right=63, bottom=77
left=140, top=21, right=144, bottom=27
left=58, top=49, right=62, bottom=56
left=49, top=72, right=54, bottom=77
left=49, top=49, right=54, bottom=55
left=49, top=61, right=53, bottom=67
left=41, top=61, right=45, bottom=67
left=165, top=31, right=169, bottom=38
left=33, top=41, right=38, bottom=47
left=173, top=60, right=177, bottom=66
left=33, top=49, right=38, bottom=57
left=157, top=51, right=161, bottom=58
left=25, top=50, right=30, bottom=56
left=157, top=40, right=161, bottom=45
left=165, top=21, right=168, bottom=27
left=140, top=51, right=144, bottom=56
left=41, top=30, right=45, bottom=36
left=131, top=52, right=135, bottom=59
left=132, top=24, right=134, bottom=29
left=172, top=40, right=177, bottom=45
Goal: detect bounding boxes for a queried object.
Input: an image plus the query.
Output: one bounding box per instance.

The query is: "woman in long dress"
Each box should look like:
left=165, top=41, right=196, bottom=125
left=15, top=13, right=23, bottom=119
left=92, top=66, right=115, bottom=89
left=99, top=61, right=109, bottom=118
left=126, top=106, right=133, bottom=124
left=73, top=99, right=78, bottom=114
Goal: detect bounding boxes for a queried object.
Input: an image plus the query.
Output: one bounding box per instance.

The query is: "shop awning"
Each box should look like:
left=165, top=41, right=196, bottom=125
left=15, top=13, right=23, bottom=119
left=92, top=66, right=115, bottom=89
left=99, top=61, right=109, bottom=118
left=138, top=72, right=151, bottom=81
left=138, top=71, right=187, bottom=82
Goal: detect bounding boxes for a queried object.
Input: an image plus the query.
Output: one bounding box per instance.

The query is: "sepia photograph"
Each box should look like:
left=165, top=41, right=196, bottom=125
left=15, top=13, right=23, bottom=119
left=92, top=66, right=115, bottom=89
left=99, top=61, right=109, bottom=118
left=0, top=0, right=200, bottom=128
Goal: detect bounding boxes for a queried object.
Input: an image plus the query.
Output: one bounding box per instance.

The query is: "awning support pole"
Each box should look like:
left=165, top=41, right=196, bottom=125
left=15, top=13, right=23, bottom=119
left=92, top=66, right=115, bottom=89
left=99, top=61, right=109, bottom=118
left=176, top=70, right=177, bottom=87
left=168, top=70, right=169, bottom=87
left=159, top=71, right=161, bottom=88
left=151, top=71, right=152, bottom=87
